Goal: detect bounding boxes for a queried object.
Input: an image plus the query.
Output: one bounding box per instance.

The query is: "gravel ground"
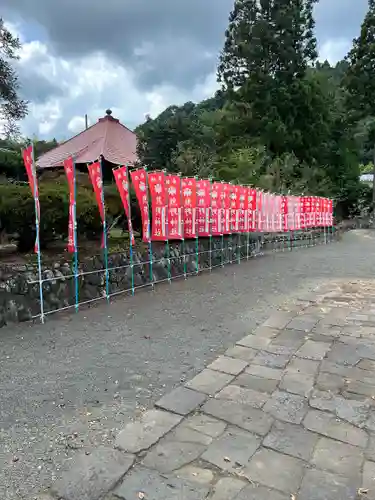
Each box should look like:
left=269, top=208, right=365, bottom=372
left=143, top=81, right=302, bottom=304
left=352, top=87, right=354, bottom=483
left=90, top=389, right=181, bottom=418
left=1, top=230, right=374, bottom=500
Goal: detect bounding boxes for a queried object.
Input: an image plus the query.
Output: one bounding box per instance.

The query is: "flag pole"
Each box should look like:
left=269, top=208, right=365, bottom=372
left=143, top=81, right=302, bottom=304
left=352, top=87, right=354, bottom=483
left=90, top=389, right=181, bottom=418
left=144, top=167, right=154, bottom=289
left=236, top=185, right=241, bottom=264
left=72, top=159, right=79, bottom=312
left=208, top=177, right=213, bottom=272
left=220, top=181, right=225, bottom=267
left=179, top=173, right=187, bottom=279
left=246, top=186, right=250, bottom=261
left=229, top=182, right=233, bottom=264
left=99, top=158, right=110, bottom=302
left=126, top=165, right=135, bottom=295
left=164, top=170, right=171, bottom=284
left=31, top=144, right=45, bottom=324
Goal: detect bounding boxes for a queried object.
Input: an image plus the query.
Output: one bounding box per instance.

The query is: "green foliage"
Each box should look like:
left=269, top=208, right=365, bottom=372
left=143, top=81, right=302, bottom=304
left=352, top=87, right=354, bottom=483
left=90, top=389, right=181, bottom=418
left=0, top=19, right=28, bottom=137
left=0, top=182, right=122, bottom=252
left=0, top=138, right=59, bottom=180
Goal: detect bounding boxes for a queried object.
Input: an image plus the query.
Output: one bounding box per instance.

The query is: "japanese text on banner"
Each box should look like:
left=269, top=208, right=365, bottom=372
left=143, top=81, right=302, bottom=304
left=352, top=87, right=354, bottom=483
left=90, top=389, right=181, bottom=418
left=130, top=168, right=150, bottom=243
left=196, top=179, right=210, bottom=237
left=230, top=185, right=240, bottom=233
left=166, top=174, right=183, bottom=239
left=148, top=171, right=167, bottom=241
left=181, top=177, right=197, bottom=238
left=222, top=184, right=231, bottom=234
left=211, top=182, right=223, bottom=236
left=87, top=162, right=104, bottom=221
left=63, top=157, right=77, bottom=253
left=22, top=145, right=40, bottom=253
left=113, top=166, right=135, bottom=245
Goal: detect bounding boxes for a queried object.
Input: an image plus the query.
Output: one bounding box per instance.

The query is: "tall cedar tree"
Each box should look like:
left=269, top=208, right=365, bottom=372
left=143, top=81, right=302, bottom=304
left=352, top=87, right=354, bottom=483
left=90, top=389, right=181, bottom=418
left=0, top=19, right=28, bottom=135
left=217, top=0, right=318, bottom=161
left=344, top=0, right=375, bottom=209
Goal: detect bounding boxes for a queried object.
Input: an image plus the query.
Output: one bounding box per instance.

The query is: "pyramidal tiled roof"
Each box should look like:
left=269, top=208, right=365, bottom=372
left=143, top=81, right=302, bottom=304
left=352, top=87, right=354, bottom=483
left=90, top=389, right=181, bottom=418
left=37, top=110, right=138, bottom=168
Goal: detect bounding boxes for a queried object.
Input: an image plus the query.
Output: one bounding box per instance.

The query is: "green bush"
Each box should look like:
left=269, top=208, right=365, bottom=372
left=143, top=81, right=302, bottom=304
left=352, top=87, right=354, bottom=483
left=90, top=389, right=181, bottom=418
left=0, top=183, right=116, bottom=251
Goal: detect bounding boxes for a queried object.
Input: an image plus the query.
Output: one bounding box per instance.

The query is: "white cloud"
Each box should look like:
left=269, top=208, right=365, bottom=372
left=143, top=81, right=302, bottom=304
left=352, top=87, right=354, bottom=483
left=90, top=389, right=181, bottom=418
left=5, top=16, right=356, bottom=140
left=11, top=25, right=218, bottom=139
left=319, top=38, right=351, bottom=64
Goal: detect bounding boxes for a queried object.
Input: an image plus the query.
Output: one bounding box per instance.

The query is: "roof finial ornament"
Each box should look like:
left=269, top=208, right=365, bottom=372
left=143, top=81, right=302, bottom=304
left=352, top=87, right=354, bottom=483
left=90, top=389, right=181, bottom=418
left=105, top=109, right=112, bottom=116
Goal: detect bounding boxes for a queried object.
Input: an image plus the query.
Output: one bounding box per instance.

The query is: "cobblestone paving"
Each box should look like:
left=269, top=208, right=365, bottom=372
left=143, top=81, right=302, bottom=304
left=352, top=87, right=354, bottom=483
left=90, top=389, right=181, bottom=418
left=38, top=278, right=375, bottom=499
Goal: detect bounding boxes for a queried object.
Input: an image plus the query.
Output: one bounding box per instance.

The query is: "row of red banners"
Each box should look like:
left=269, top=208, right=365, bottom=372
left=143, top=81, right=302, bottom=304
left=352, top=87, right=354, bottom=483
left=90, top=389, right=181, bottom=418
left=22, top=148, right=334, bottom=253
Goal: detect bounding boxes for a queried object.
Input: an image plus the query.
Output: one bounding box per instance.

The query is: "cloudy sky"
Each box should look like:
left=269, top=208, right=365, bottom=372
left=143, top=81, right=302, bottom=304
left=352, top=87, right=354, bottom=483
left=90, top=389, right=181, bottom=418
left=1, top=0, right=369, bottom=140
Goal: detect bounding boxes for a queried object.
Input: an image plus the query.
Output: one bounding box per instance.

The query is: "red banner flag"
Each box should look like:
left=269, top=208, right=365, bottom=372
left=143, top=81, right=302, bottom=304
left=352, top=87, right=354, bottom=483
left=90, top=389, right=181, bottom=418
left=230, top=185, right=240, bottom=233
left=166, top=174, right=183, bottom=239
left=257, top=191, right=263, bottom=232
left=113, top=166, right=135, bottom=245
left=148, top=171, right=167, bottom=241
left=222, top=184, right=231, bottom=234
left=181, top=177, right=197, bottom=239
left=130, top=168, right=150, bottom=243
left=196, top=179, right=211, bottom=237
left=247, top=188, right=257, bottom=232
left=63, top=157, right=77, bottom=253
left=238, top=186, right=248, bottom=233
left=87, top=162, right=105, bottom=248
left=211, top=182, right=223, bottom=236
left=87, top=162, right=104, bottom=221
left=22, top=145, right=40, bottom=253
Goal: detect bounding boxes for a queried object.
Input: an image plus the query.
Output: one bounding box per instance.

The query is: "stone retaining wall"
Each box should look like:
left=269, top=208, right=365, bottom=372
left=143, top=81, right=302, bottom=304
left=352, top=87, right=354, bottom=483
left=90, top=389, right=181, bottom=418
left=0, top=231, right=327, bottom=328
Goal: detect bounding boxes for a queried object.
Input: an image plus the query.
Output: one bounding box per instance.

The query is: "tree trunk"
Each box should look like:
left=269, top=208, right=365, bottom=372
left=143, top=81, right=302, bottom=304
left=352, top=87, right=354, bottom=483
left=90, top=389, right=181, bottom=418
left=373, top=143, right=375, bottom=227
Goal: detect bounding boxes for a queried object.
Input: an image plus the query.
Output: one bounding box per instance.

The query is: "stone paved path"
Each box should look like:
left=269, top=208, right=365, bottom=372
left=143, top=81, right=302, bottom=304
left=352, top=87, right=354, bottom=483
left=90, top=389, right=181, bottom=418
left=38, top=278, right=375, bottom=500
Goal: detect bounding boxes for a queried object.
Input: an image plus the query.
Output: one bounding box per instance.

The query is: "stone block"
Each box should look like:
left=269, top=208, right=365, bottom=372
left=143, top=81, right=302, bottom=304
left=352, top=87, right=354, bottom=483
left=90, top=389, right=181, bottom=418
left=245, top=364, right=283, bottom=380
left=362, top=460, right=375, bottom=495
left=286, top=357, right=320, bottom=375
left=326, top=343, right=362, bottom=366
left=170, top=424, right=213, bottom=446
left=234, top=373, right=279, bottom=393
left=236, top=484, right=289, bottom=500
left=309, top=390, right=370, bottom=427
left=252, top=351, right=290, bottom=369
left=244, top=448, right=304, bottom=494
left=201, top=426, right=261, bottom=471
left=202, top=399, right=273, bottom=436
left=210, top=477, right=246, bottom=500
left=270, top=328, right=306, bottom=348
left=142, top=440, right=206, bottom=473
left=346, top=380, right=375, bottom=398
left=263, top=391, right=308, bottom=424
left=185, top=369, right=234, bottom=395
left=358, top=359, right=375, bottom=371
left=311, top=436, right=363, bottom=477
left=263, top=420, right=319, bottom=461
left=295, top=340, right=331, bottom=360
left=174, top=465, right=214, bottom=485
left=155, top=386, right=207, bottom=416
left=225, top=345, right=258, bottom=362
left=303, top=409, right=368, bottom=448
left=207, top=356, right=248, bottom=375
left=298, top=469, right=358, bottom=500
left=183, top=414, right=226, bottom=438
left=51, top=447, right=134, bottom=500
left=279, top=371, right=314, bottom=396
left=216, top=385, right=268, bottom=408
left=115, top=467, right=209, bottom=500
left=115, top=409, right=182, bottom=453
left=316, top=371, right=345, bottom=392
left=261, top=311, right=295, bottom=329
left=287, top=315, right=319, bottom=332
left=365, top=433, right=375, bottom=461
left=236, top=335, right=271, bottom=350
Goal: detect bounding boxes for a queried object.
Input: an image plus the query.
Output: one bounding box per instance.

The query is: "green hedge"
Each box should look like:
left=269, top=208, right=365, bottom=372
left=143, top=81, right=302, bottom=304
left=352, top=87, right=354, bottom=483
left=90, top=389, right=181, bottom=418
left=0, top=182, right=139, bottom=252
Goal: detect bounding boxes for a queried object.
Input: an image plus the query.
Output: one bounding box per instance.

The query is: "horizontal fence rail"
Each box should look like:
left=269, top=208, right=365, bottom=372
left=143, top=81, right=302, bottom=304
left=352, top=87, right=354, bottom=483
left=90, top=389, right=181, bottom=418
left=0, top=226, right=336, bottom=328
